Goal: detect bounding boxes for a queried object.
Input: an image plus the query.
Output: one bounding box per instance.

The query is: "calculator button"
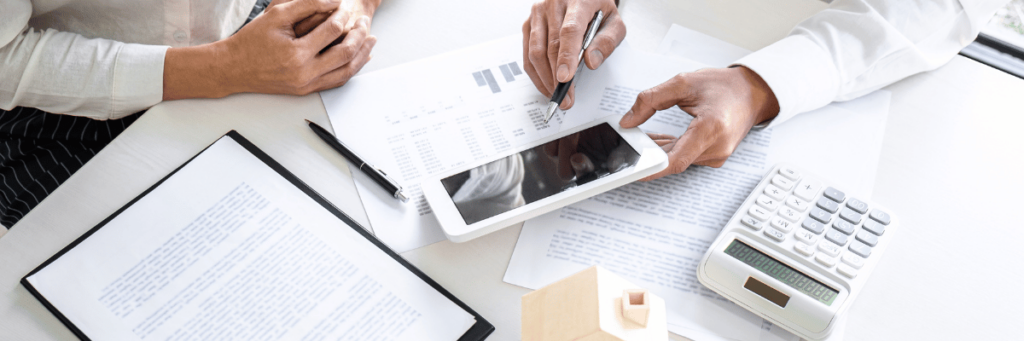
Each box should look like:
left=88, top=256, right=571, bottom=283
left=770, top=216, right=794, bottom=232
left=779, top=166, right=801, bottom=181
left=839, top=208, right=862, bottom=224
left=837, top=263, right=858, bottom=279
left=778, top=207, right=800, bottom=222
left=764, top=185, right=786, bottom=201
left=755, top=195, right=782, bottom=211
left=816, top=197, right=840, bottom=214
left=741, top=215, right=763, bottom=231
left=815, top=254, right=837, bottom=268
left=823, top=187, right=846, bottom=203
left=825, top=229, right=848, bottom=246
left=832, top=220, right=855, bottom=235
left=764, top=227, right=786, bottom=242
left=749, top=206, right=771, bottom=221
left=785, top=196, right=810, bottom=212
left=771, top=175, right=794, bottom=191
left=794, top=180, right=821, bottom=201
left=842, top=253, right=866, bottom=269
left=855, top=230, right=879, bottom=247
left=809, top=207, right=831, bottom=224
left=802, top=219, right=824, bottom=234
left=849, top=241, right=872, bottom=258
left=794, top=243, right=815, bottom=257
left=863, top=220, right=885, bottom=236
left=817, top=241, right=841, bottom=257
left=794, top=230, right=818, bottom=245
left=870, top=209, right=892, bottom=225
left=846, top=198, right=869, bottom=214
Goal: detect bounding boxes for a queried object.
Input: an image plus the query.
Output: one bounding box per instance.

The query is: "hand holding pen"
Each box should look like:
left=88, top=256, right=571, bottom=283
left=521, top=0, right=625, bottom=113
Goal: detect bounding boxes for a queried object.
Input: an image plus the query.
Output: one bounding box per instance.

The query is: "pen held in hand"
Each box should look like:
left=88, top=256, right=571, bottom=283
left=543, top=10, right=605, bottom=124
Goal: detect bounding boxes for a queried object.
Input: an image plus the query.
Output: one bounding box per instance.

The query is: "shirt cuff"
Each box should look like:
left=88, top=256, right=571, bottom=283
left=733, top=34, right=840, bottom=128
left=110, top=43, right=168, bottom=120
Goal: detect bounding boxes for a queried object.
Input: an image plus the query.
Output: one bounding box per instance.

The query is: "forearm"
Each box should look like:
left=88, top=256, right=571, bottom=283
left=1, top=28, right=166, bottom=119
left=162, top=43, right=239, bottom=101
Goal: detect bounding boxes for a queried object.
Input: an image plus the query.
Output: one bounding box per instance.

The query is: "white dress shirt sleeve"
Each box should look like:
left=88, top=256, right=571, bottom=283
left=735, top=0, right=1009, bottom=127
left=0, top=0, right=168, bottom=120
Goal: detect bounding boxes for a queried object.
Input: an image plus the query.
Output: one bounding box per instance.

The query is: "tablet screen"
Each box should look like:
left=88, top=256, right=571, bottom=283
left=441, top=123, right=640, bottom=225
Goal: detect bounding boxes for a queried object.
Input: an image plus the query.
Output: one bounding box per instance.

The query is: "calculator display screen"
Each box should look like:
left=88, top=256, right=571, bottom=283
left=725, top=240, right=838, bottom=306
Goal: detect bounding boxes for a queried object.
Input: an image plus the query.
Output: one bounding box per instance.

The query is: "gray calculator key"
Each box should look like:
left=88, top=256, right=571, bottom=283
left=823, top=187, right=846, bottom=203
left=809, top=207, right=831, bottom=224
left=870, top=209, right=891, bottom=225
left=863, top=219, right=885, bottom=236
left=849, top=241, right=872, bottom=258
left=846, top=198, right=869, bottom=214
left=825, top=229, right=848, bottom=246
left=816, top=197, right=840, bottom=214
left=832, top=219, right=855, bottom=235
left=839, top=208, right=862, bottom=224
left=855, top=230, right=879, bottom=247
left=802, top=219, right=824, bottom=234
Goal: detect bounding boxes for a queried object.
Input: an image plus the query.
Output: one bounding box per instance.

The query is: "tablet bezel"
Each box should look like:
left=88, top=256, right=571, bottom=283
left=423, top=115, right=668, bottom=243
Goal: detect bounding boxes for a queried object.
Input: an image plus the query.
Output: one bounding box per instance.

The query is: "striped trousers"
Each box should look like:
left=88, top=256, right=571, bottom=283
left=0, top=108, right=139, bottom=228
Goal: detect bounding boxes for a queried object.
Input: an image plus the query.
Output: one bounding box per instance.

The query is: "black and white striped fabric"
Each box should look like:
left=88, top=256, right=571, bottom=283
left=0, top=107, right=140, bottom=228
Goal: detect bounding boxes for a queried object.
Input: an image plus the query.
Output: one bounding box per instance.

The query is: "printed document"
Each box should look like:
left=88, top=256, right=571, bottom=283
left=24, top=136, right=475, bottom=340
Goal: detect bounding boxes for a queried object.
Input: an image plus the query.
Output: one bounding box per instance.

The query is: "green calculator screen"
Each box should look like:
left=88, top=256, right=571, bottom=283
left=725, top=239, right=838, bottom=306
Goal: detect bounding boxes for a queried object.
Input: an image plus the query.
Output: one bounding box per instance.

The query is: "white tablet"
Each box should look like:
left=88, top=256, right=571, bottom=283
left=423, top=115, right=668, bottom=243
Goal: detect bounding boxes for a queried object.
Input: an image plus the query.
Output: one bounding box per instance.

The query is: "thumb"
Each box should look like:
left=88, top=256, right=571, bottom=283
left=620, top=74, right=693, bottom=128
left=268, top=0, right=340, bottom=26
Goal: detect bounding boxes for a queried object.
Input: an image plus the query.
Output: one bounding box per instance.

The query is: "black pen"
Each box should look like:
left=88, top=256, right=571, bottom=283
left=543, top=10, right=604, bottom=124
left=306, top=119, right=410, bottom=202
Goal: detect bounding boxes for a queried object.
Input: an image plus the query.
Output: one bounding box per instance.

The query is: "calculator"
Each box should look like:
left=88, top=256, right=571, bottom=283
left=697, top=164, right=897, bottom=340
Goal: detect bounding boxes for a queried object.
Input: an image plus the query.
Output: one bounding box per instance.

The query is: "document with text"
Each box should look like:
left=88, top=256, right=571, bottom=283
left=23, top=135, right=477, bottom=340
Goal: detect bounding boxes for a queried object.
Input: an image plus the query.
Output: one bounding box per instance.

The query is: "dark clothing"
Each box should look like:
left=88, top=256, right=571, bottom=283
left=0, top=107, right=139, bottom=227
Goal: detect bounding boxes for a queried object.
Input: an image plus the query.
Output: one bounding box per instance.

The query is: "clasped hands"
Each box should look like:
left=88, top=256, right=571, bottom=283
left=164, top=0, right=380, bottom=101
left=523, top=0, right=780, bottom=181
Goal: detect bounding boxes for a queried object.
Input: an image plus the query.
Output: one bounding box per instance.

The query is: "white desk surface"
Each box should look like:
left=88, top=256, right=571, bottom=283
left=2, top=0, right=1023, bottom=340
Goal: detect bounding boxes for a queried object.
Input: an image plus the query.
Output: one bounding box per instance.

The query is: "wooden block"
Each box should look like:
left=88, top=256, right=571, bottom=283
left=522, top=266, right=668, bottom=341
left=621, top=289, right=649, bottom=328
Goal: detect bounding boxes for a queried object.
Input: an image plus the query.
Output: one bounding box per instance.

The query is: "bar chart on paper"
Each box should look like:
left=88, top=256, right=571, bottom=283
left=473, top=62, right=527, bottom=94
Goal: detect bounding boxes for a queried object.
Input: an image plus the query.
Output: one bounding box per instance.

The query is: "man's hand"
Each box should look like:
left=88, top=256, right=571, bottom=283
left=163, top=0, right=378, bottom=100
left=522, top=0, right=625, bottom=110
left=619, top=66, right=780, bottom=181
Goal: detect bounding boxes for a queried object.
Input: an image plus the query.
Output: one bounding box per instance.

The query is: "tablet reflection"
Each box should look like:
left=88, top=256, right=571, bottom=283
left=441, top=123, right=639, bottom=225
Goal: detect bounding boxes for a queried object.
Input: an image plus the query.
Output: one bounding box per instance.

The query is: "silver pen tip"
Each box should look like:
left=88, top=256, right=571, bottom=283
left=543, top=102, right=559, bottom=124
left=396, top=190, right=410, bottom=203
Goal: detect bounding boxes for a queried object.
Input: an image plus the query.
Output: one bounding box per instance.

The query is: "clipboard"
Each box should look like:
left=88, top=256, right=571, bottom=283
left=21, top=131, right=494, bottom=341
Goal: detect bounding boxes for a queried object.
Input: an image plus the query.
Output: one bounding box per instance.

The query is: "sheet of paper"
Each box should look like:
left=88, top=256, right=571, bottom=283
left=504, top=25, right=890, bottom=341
left=25, top=136, right=474, bottom=340
left=318, top=35, right=690, bottom=253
